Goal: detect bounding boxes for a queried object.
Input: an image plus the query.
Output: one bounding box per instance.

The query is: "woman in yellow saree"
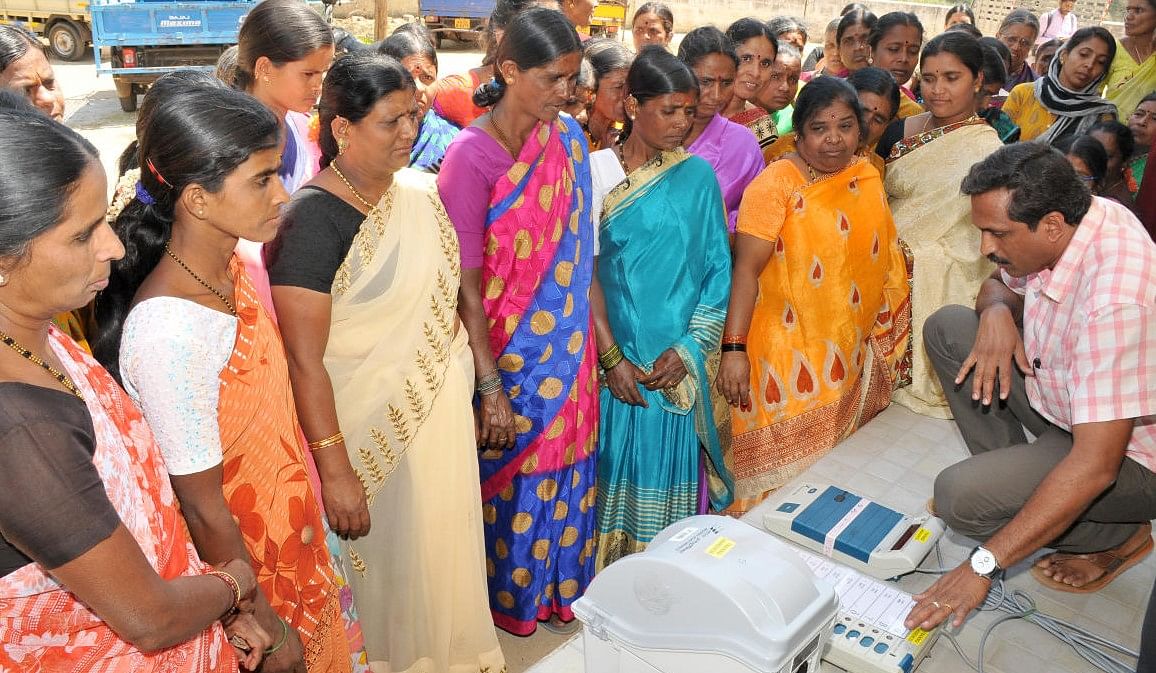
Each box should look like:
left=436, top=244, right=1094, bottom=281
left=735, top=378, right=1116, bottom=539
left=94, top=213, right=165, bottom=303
left=717, top=77, right=910, bottom=511
left=1104, top=0, right=1156, bottom=119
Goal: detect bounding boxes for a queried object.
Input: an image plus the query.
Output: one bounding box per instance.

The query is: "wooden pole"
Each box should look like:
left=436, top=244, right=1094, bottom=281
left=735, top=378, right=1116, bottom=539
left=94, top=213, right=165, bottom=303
left=375, top=0, right=389, bottom=40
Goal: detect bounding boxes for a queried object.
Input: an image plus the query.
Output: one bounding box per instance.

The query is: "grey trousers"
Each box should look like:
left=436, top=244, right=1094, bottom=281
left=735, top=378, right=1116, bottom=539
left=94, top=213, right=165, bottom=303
left=923, top=305, right=1156, bottom=553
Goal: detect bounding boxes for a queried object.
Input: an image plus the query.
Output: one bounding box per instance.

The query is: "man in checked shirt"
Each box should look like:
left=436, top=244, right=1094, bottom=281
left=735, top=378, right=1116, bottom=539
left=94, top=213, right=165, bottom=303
left=902, top=142, right=1156, bottom=632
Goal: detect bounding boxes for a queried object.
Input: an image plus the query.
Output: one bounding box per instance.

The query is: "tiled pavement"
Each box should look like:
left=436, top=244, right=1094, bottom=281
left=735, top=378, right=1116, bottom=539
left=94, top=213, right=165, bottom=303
left=512, top=404, right=1150, bottom=673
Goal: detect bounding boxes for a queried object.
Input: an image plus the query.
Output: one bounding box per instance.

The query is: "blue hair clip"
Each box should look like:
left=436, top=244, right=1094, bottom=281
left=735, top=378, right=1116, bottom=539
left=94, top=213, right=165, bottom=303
left=135, top=181, right=156, bottom=206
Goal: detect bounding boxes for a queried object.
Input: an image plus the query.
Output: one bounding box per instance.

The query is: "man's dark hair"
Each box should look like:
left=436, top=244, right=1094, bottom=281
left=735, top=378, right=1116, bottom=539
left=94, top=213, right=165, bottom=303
left=960, top=143, right=1091, bottom=230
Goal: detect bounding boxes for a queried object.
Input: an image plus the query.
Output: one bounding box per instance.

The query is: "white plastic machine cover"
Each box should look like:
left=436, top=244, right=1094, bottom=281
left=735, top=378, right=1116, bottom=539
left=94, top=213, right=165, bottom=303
left=573, top=515, right=839, bottom=673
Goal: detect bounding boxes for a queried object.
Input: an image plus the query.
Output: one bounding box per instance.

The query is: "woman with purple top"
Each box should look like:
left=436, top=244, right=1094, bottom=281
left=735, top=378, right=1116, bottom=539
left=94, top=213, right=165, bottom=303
left=677, top=26, right=763, bottom=234
left=995, top=9, right=1041, bottom=89
left=437, top=7, right=598, bottom=637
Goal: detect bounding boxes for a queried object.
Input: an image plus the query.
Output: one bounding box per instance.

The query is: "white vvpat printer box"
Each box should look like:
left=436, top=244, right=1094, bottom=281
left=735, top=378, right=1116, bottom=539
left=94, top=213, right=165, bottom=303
left=572, top=515, right=839, bottom=673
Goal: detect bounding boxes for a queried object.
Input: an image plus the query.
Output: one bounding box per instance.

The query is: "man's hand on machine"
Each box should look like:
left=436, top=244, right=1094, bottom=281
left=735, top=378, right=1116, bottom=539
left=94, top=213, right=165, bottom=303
left=904, top=564, right=991, bottom=631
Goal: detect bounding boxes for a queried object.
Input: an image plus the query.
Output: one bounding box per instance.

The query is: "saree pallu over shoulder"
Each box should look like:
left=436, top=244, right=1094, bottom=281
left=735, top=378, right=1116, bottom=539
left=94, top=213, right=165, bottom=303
left=886, top=116, right=990, bottom=162
left=326, top=168, right=461, bottom=505
left=323, top=169, right=505, bottom=672
left=479, top=116, right=598, bottom=500
left=885, top=121, right=1000, bottom=418
left=0, top=328, right=233, bottom=673
left=217, top=261, right=351, bottom=673
left=595, top=150, right=735, bottom=567
left=1105, top=43, right=1156, bottom=119
left=477, top=115, right=599, bottom=636
left=729, top=159, right=910, bottom=509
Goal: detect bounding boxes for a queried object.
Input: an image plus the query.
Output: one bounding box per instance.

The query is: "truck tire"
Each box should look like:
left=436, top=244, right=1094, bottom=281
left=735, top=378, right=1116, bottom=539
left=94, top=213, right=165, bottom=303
left=48, top=21, right=85, bottom=61
left=118, top=93, right=138, bottom=113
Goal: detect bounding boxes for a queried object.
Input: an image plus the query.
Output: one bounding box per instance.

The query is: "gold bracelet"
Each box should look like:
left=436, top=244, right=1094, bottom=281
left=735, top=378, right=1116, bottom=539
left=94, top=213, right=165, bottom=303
left=476, top=370, right=504, bottom=396
left=206, top=569, right=242, bottom=615
left=599, top=344, right=624, bottom=370
left=307, top=431, right=344, bottom=451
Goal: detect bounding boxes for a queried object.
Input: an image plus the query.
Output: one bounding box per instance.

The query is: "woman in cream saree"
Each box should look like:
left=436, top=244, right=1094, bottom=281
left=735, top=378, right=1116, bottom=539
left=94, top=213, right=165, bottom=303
left=321, top=168, right=505, bottom=673
left=885, top=118, right=1000, bottom=417
left=270, top=54, right=503, bottom=672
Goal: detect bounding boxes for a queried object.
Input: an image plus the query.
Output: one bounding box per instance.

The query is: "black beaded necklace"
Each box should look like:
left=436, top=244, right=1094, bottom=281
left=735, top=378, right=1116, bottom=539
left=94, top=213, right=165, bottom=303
left=0, top=330, right=83, bottom=400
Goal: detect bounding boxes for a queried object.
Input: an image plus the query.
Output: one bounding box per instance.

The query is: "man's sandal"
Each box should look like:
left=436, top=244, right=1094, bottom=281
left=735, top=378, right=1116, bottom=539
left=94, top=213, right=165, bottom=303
left=1029, top=522, right=1153, bottom=594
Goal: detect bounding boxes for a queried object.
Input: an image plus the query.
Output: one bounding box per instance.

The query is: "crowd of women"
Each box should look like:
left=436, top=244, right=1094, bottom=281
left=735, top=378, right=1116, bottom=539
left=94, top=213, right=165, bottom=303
left=1, top=0, right=1156, bottom=670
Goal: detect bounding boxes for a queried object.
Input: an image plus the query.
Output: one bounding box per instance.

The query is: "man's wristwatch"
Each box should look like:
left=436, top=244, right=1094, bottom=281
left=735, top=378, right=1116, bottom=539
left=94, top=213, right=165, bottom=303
left=969, top=545, right=1004, bottom=581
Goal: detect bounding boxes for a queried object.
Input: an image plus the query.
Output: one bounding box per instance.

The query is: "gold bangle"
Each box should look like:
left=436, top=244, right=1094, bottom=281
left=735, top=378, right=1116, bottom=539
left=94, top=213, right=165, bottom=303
left=599, top=344, right=624, bottom=370
left=307, top=431, right=344, bottom=451
left=476, top=370, right=504, bottom=396
left=206, top=569, right=242, bottom=615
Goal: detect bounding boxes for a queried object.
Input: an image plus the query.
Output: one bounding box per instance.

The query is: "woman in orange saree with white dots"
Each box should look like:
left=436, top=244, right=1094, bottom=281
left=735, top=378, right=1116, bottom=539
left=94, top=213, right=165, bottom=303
left=723, top=157, right=910, bottom=512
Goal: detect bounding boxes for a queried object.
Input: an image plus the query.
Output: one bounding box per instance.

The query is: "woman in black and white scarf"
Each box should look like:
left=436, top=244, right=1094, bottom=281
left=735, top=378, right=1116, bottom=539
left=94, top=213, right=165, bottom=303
left=1004, top=26, right=1118, bottom=144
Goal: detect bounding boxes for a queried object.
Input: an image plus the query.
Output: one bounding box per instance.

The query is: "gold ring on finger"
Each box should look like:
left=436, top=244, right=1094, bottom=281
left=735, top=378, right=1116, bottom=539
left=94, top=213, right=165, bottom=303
left=932, top=601, right=941, bottom=609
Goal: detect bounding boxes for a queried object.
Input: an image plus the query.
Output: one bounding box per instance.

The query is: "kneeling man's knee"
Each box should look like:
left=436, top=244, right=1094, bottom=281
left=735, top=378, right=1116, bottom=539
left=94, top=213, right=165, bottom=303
left=924, top=304, right=977, bottom=362
left=933, top=460, right=994, bottom=538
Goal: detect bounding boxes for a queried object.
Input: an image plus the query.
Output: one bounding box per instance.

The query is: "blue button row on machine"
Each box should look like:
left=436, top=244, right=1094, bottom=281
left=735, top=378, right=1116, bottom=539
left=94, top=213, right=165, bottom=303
left=832, top=623, right=890, bottom=655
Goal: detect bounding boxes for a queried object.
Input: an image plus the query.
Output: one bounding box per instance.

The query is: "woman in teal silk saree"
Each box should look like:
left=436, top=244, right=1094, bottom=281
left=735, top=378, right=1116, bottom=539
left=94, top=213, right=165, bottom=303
left=590, top=47, right=735, bottom=571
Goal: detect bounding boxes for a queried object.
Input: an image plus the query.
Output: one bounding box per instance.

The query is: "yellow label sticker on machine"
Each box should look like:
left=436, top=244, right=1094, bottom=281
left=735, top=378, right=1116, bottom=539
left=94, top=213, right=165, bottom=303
left=914, top=528, right=931, bottom=543
left=705, top=537, right=736, bottom=558
left=906, top=628, right=930, bottom=645
left=453, top=17, right=471, bottom=29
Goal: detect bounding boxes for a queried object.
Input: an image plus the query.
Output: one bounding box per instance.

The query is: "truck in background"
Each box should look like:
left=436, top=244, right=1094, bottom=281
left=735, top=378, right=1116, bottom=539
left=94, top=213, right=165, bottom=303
left=0, top=0, right=92, bottom=61
left=587, top=0, right=625, bottom=39
left=419, top=0, right=627, bottom=48
left=89, top=0, right=255, bottom=111
left=420, top=0, right=489, bottom=48
left=2, top=0, right=256, bottom=111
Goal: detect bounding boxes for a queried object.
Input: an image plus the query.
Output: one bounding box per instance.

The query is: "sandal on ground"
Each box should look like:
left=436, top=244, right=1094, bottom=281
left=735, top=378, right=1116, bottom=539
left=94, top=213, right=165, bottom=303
left=1029, top=522, right=1153, bottom=594
left=540, top=614, right=581, bottom=635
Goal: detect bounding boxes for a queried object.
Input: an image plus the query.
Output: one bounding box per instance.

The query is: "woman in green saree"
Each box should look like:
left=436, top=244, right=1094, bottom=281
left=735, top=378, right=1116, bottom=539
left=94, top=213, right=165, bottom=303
left=589, top=46, right=734, bottom=570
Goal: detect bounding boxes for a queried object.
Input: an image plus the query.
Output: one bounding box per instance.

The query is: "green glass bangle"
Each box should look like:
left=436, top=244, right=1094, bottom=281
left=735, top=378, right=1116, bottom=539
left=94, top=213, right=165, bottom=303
left=265, top=618, right=290, bottom=655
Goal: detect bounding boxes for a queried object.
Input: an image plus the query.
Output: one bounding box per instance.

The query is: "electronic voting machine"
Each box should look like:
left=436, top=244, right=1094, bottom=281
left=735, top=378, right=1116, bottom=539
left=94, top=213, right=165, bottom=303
left=790, top=547, right=938, bottom=673
left=762, top=483, right=946, bottom=580
left=573, top=515, right=839, bottom=673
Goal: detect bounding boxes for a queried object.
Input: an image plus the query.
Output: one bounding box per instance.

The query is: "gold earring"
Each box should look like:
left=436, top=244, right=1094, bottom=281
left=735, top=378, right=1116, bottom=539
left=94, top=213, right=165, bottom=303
left=198, top=210, right=205, bottom=217
left=338, top=137, right=348, bottom=154
left=0, top=273, right=6, bottom=286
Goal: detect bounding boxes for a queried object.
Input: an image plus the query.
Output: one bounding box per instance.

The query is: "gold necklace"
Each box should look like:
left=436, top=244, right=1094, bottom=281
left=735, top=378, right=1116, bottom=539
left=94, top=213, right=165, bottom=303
left=804, top=160, right=835, bottom=183
left=163, top=244, right=236, bottom=315
left=489, top=112, right=518, bottom=155
left=1127, top=37, right=1153, bottom=64
left=0, top=329, right=83, bottom=399
left=331, top=159, right=383, bottom=212
left=614, top=142, right=632, bottom=174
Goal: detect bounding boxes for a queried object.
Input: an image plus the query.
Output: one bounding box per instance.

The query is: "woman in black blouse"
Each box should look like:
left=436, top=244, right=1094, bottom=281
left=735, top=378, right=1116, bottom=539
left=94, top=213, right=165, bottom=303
left=0, top=104, right=269, bottom=671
